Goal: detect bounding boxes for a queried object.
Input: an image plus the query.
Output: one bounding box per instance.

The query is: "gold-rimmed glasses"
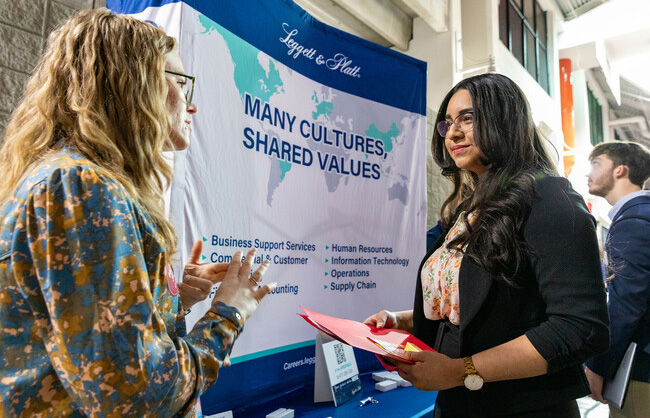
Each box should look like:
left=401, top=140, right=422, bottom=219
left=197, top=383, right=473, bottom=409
left=165, top=70, right=195, bottom=108
left=436, top=111, right=474, bottom=137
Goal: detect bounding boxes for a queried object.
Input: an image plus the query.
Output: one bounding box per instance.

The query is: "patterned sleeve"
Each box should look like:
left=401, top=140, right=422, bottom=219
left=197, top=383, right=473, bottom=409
left=25, top=165, right=243, bottom=417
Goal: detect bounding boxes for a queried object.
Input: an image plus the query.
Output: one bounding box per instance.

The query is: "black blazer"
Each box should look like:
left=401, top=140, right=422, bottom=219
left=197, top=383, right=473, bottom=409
left=413, top=176, right=610, bottom=417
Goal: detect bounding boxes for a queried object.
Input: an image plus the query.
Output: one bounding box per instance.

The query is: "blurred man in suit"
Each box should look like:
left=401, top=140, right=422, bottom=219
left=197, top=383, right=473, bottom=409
left=585, top=141, right=650, bottom=418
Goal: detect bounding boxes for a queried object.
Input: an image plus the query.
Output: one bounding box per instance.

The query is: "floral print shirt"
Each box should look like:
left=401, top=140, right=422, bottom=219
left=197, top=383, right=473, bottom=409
left=420, top=213, right=472, bottom=326
left=0, top=151, right=243, bottom=418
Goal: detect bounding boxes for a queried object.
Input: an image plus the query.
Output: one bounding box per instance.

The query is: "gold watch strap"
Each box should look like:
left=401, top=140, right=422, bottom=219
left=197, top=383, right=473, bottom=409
left=463, top=356, right=478, bottom=375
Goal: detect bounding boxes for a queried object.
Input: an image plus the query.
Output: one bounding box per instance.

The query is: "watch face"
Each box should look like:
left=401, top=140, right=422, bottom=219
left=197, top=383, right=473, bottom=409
left=464, top=374, right=484, bottom=391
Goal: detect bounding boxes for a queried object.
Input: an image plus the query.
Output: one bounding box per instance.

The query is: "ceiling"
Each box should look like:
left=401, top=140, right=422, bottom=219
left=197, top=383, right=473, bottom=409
left=559, top=0, right=650, bottom=149
left=604, top=74, right=650, bottom=147
left=292, top=0, right=448, bottom=51
left=554, top=0, right=610, bottom=19
left=294, top=0, right=649, bottom=150
left=293, top=0, right=613, bottom=51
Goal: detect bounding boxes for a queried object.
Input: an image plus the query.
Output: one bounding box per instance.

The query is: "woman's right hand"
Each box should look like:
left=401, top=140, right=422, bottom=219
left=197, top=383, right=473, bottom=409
left=364, top=310, right=413, bottom=332
left=211, top=249, right=275, bottom=321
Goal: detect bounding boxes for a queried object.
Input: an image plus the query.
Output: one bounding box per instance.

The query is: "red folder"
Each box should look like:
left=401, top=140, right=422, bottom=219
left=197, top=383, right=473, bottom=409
left=299, top=306, right=435, bottom=371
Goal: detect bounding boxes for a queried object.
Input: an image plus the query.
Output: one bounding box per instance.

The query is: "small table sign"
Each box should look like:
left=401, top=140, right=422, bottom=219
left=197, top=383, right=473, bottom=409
left=314, top=332, right=362, bottom=406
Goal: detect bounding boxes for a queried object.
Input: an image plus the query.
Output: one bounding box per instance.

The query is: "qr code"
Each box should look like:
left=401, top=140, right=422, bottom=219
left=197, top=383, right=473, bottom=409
left=334, top=343, right=346, bottom=365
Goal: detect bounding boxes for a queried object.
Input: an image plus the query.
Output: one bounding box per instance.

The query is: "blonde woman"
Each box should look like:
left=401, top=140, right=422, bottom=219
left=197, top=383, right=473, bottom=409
left=0, top=9, right=275, bottom=417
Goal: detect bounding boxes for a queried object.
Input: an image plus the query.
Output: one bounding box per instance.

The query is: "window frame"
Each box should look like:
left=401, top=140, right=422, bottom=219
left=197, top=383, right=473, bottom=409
left=587, top=87, right=604, bottom=146
left=499, top=0, right=549, bottom=93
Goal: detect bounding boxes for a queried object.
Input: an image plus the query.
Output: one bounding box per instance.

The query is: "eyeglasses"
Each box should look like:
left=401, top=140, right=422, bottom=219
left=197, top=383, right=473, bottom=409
left=165, top=70, right=195, bottom=108
left=436, top=111, right=474, bottom=137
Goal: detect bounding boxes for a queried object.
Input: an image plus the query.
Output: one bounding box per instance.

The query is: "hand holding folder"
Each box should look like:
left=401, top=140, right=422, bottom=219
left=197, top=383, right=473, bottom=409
left=298, top=306, right=435, bottom=371
left=603, top=342, right=637, bottom=410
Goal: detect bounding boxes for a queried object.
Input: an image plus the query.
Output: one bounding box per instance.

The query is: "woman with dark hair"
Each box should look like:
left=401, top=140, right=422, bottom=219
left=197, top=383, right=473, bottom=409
left=366, top=73, right=609, bottom=417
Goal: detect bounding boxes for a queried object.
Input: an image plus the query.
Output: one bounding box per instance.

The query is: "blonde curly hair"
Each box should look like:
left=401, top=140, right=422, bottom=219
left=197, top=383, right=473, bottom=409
left=0, top=8, right=178, bottom=257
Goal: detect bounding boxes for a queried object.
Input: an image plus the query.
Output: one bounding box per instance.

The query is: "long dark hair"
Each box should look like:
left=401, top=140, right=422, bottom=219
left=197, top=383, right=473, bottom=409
left=432, top=73, right=557, bottom=284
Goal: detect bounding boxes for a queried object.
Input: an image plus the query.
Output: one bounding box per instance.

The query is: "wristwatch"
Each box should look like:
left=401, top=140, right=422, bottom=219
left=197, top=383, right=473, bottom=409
left=462, top=356, right=484, bottom=390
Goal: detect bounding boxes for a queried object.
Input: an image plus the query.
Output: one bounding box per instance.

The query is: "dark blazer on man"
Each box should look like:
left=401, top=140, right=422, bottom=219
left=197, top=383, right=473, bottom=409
left=413, top=175, right=610, bottom=417
left=586, top=194, right=650, bottom=383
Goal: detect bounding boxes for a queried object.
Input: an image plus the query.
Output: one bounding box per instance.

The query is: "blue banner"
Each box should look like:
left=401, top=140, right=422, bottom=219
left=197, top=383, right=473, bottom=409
left=107, top=0, right=426, bottom=115
left=108, top=0, right=428, bottom=414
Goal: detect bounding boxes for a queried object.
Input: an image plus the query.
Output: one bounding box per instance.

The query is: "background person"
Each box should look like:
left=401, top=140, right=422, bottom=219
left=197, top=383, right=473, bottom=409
left=366, top=73, right=609, bottom=418
left=584, top=141, right=650, bottom=418
left=0, top=9, right=274, bottom=417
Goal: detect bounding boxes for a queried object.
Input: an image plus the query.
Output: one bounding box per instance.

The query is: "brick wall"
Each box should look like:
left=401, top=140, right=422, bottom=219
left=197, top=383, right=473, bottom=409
left=0, top=0, right=105, bottom=137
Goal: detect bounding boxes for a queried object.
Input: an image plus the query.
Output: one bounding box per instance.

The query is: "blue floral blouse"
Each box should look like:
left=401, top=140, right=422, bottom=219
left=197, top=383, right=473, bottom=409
left=0, top=151, right=242, bottom=417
